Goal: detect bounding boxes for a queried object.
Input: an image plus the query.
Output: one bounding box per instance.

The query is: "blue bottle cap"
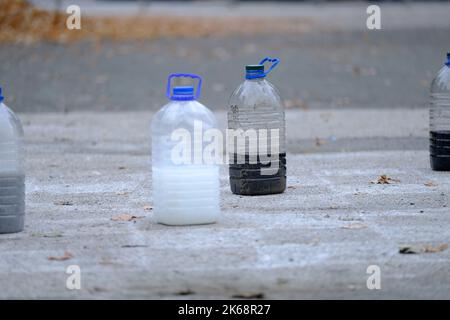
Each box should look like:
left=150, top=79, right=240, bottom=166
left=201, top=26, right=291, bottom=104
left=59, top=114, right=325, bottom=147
left=245, top=65, right=265, bottom=80
left=0, top=86, right=4, bottom=103
left=245, top=57, right=280, bottom=80
left=172, top=86, right=195, bottom=101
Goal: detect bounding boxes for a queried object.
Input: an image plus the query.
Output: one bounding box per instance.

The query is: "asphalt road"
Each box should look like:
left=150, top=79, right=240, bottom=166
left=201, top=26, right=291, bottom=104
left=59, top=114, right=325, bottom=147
left=1, top=2, right=449, bottom=113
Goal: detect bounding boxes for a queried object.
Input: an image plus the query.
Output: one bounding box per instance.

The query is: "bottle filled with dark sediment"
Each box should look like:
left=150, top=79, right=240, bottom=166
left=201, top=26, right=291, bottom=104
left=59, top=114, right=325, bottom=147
left=430, top=53, right=450, bottom=171
left=227, top=57, right=286, bottom=195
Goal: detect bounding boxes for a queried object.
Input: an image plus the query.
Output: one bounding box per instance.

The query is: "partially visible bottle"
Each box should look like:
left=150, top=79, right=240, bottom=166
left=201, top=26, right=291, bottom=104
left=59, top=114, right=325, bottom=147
left=0, top=86, right=25, bottom=233
left=151, top=74, right=220, bottom=225
left=430, top=53, right=450, bottom=171
left=228, top=57, right=286, bottom=195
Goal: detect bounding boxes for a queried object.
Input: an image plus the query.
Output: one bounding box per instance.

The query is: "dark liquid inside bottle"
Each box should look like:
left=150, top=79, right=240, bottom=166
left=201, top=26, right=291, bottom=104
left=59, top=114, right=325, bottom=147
left=430, top=130, right=450, bottom=171
left=0, top=174, right=25, bottom=233
left=229, top=153, right=286, bottom=195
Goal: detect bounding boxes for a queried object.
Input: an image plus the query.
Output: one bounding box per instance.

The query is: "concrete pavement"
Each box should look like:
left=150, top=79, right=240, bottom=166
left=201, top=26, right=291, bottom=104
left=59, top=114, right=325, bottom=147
left=0, top=109, right=448, bottom=299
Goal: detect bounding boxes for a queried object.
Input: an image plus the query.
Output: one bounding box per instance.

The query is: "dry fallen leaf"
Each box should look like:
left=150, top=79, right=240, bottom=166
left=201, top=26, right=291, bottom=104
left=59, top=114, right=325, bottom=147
left=32, top=232, right=63, bottom=238
left=48, top=251, right=73, bottom=261
left=399, top=243, right=448, bottom=254
left=424, top=181, right=438, bottom=187
left=115, top=191, right=129, bottom=196
left=176, top=289, right=195, bottom=296
left=424, top=244, right=448, bottom=253
left=315, top=138, right=326, bottom=147
left=143, top=205, right=153, bottom=211
left=232, top=292, right=265, bottom=299
left=121, top=244, right=148, bottom=248
left=399, top=245, right=422, bottom=254
left=54, top=200, right=74, bottom=206
left=372, top=175, right=400, bottom=184
left=341, top=223, right=367, bottom=229
left=111, top=214, right=142, bottom=222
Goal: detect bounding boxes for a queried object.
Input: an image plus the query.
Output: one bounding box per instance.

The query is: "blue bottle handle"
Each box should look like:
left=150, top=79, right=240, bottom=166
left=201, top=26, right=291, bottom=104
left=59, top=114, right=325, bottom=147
left=166, top=73, right=202, bottom=100
left=259, top=57, right=280, bottom=76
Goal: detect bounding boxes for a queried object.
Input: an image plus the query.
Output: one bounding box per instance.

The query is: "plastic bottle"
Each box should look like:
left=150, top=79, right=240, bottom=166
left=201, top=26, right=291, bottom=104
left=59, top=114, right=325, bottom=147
left=0, top=86, right=25, bottom=233
left=151, top=74, right=220, bottom=225
left=228, top=57, right=286, bottom=195
left=430, top=53, right=450, bottom=171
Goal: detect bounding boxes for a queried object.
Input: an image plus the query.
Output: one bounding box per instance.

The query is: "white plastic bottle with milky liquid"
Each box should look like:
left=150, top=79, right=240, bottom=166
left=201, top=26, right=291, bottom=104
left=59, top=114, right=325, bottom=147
left=151, top=74, right=220, bottom=225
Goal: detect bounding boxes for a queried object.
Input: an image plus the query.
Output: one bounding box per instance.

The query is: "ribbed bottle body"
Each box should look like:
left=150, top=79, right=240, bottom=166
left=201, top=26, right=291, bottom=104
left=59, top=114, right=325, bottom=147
left=0, top=103, right=25, bottom=233
left=151, top=100, right=220, bottom=225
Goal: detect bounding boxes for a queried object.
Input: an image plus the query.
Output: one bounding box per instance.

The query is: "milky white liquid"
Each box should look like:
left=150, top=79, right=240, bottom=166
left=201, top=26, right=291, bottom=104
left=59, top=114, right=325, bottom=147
left=152, top=165, right=219, bottom=225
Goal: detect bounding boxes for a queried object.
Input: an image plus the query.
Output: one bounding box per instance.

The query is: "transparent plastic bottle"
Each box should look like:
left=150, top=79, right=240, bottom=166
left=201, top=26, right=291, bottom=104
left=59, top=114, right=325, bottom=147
left=228, top=57, right=286, bottom=195
left=0, top=86, right=25, bottom=233
left=151, top=74, right=220, bottom=225
left=430, top=53, right=450, bottom=171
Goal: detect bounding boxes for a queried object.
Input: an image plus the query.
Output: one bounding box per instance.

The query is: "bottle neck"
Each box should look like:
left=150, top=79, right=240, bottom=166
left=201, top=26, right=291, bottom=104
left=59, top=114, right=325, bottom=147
left=171, top=96, right=195, bottom=101
left=246, top=77, right=266, bottom=83
left=245, top=68, right=265, bottom=80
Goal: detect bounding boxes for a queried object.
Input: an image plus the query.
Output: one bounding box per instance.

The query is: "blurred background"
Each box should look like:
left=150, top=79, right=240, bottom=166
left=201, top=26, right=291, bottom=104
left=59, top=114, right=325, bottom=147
left=0, top=0, right=449, bottom=113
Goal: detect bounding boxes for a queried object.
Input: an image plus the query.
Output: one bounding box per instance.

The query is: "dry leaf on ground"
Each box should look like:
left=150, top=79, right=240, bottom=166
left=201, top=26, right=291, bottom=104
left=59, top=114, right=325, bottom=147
left=121, top=244, right=148, bottom=248
left=341, top=223, right=367, bottom=229
left=372, top=175, right=400, bottom=184
left=424, top=244, right=448, bottom=253
left=424, top=181, right=438, bottom=187
left=48, top=251, right=73, bottom=261
left=232, top=292, right=265, bottom=299
left=399, top=243, right=448, bottom=254
left=111, top=214, right=142, bottom=222
left=54, top=200, right=74, bottom=206
left=176, top=290, right=195, bottom=296
left=315, top=138, right=326, bottom=146
left=143, top=205, right=153, bottom=211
